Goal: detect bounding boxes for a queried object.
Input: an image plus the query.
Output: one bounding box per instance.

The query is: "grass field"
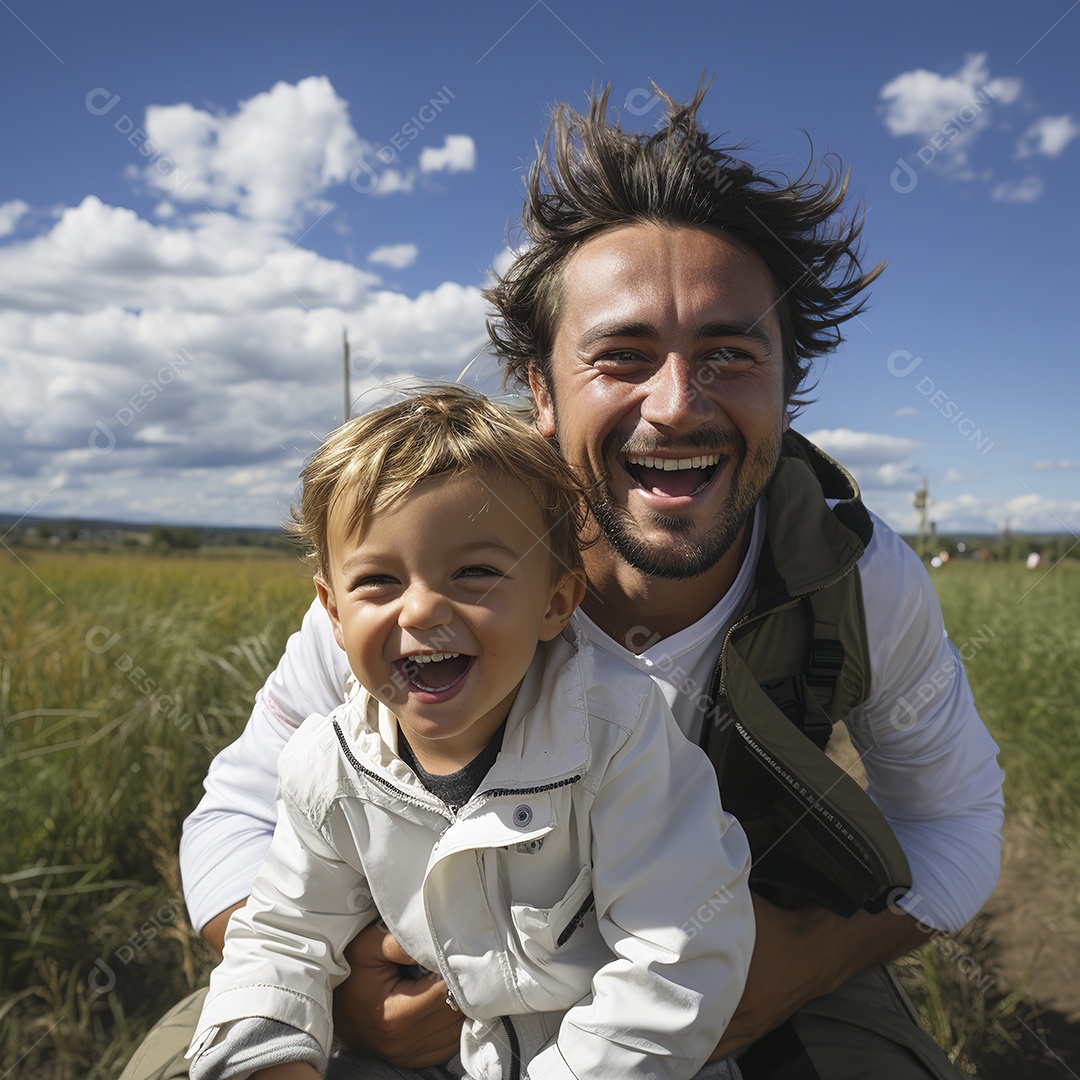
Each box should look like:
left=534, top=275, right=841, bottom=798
left=1, top=547, right=1077, bottom=1076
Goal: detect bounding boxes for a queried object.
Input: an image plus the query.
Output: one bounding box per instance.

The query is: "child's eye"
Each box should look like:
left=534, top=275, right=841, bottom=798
left=352, top=574, right=398, bottom=591
left=456, top=565, right=500, bottom=579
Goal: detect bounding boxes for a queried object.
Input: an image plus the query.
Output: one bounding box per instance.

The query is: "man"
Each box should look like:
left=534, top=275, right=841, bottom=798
left=122, top=84, right=1003, bottom=1080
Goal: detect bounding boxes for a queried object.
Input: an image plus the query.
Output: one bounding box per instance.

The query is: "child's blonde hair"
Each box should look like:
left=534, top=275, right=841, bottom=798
left=289, top=384, right=586, bottom=583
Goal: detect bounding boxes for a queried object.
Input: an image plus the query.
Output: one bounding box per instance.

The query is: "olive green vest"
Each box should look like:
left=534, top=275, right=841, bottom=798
left=700, top=430, right=912, bottom=916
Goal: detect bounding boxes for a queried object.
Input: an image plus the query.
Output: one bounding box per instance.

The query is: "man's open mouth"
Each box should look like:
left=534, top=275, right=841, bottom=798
left=622, top=453, right=723, bottom=498
left=395, top=653, right=474, bottom=693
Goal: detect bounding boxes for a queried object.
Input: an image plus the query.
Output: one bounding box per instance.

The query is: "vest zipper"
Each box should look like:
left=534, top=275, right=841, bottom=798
left=703, top=561, right=896, bottom=887
left=708, top=561, right=859, bottom=711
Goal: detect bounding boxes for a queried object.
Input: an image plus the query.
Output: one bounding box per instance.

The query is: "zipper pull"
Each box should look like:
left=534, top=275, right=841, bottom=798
left=445, top=989, right=460, bottom=1012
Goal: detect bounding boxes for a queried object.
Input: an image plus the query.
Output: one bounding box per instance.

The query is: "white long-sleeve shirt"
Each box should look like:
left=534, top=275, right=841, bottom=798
left=181, top=506, right=1003, bottom=935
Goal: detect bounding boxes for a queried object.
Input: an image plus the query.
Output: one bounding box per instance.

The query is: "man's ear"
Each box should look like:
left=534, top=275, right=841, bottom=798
left=314, top=574, right=347, bottom=653
left=528, top=364, right=556, bottom=439
left=538, top=567, right=588, bottom=642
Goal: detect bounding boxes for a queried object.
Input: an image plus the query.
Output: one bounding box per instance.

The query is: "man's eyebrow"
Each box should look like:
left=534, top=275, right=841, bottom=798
left=578, top=322, right=656, bottom=350
left=578, top=320, right=775, bottom=355
left=698, top=321, right=776, bottom=355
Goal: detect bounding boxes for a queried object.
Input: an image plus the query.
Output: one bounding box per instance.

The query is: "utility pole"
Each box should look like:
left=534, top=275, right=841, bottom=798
left=913, top=476, right=930, bottom=560
left=342, top=328, right=351, bottom=423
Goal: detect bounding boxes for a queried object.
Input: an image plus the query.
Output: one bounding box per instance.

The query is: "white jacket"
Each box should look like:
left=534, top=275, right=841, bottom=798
left=189, top=628, right=754, bottom=1080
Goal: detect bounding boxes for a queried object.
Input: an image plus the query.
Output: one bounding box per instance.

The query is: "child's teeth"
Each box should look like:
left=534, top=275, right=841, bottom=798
left=411, top=652, right=460, bottom=664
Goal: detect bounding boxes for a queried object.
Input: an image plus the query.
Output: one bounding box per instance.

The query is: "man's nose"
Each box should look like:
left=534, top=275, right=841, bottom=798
left=638, top=354, right=714, bottom=431
left=399, top=584, right=453, bottom=631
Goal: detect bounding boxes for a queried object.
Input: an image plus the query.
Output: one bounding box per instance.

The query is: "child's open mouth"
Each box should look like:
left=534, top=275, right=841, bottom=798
left=395, top=653, right=474, bottom=695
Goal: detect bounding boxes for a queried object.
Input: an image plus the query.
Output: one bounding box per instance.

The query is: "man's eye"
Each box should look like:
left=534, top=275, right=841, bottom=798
left=593, top=350, right=650, bottom=374
left=704, top=347, right=754, bottom=368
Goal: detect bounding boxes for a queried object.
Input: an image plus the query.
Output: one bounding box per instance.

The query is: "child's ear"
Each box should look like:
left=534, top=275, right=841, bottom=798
left=538, top=568, right=588, bottom=641
left=314, top=574, right=347, bottom=653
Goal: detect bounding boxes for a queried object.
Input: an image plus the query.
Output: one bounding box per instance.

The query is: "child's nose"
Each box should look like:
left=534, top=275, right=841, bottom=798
left=399, top=583, right=453, bottom=631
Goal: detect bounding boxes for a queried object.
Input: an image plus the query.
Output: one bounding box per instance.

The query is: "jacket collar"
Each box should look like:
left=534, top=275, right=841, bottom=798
left=338, top=629, right=591, bottom=800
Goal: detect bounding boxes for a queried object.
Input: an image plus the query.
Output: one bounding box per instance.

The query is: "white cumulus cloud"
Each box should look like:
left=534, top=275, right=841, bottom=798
left=1016, top=114, right=1080, bottom=158
left=991, top=176, right=1043, bottom=203
left=419, top=135, right=476, bottom=174
left=140, top=76, right=365, bottom=225
left=0, top=192, right=490, bottom=526
left=0, top=199, right=30, bottom=237
left=367, top=243, right=418, bottom=269
left=879, top=53, right=1020, bottom=141
left=803, top=428, right=923, bottom=495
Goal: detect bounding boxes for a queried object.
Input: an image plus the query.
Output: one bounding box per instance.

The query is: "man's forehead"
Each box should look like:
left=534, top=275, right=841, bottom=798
left=555, top=222, right=781, bottom=340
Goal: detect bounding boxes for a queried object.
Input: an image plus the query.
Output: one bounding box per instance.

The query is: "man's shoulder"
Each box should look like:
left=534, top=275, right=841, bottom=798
left=856, top=509, right=933, bottom=599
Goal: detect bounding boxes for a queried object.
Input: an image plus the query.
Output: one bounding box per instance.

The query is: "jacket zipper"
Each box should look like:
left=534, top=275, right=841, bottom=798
left=332, top=721, right=453, bottom=821
left=499, top=1015, right=522, bottom=1080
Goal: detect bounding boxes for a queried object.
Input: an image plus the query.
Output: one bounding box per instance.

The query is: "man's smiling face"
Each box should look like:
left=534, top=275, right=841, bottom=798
left=530, top=221, right=787, bottom=583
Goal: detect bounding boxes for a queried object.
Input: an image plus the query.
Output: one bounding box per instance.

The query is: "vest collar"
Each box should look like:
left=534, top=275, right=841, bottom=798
left=749, top=430, right=872, bottom=609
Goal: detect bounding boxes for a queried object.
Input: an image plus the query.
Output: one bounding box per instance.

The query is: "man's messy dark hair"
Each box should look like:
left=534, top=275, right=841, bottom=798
left=484, top=80, right=884, bottom=412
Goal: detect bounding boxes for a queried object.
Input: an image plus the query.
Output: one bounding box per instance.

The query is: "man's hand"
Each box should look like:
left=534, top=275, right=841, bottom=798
left=710, top=891, right=928, bottom=1058
left=333, top=922, right=464, bottom=1068
left=252, top=1065, right=321, bottom=1080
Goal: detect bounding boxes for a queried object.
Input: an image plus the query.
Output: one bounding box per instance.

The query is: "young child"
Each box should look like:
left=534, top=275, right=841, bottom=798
left=186, top=386, right=754, bottom=1080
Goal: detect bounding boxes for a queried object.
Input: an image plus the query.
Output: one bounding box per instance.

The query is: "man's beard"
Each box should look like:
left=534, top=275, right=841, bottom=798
left=559, top=420, right=783, bottom=581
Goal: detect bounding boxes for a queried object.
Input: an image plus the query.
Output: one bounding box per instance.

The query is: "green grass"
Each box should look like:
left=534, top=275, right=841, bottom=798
left=2, top=549, right=1077, bottom=1076
left=0, top=548, right=312, bottom=1078
left=931, top=559, right=1080, bottom=870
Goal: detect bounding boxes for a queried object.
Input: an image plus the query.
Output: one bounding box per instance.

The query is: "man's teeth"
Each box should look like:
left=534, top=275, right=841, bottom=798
left=408, top=652, right=460, bottom=664
left=625, top=454, right=721, bottom=471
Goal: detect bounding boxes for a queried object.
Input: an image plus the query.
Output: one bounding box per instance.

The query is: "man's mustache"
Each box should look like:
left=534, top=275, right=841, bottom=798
left=604, top=426, right=747, bottom=459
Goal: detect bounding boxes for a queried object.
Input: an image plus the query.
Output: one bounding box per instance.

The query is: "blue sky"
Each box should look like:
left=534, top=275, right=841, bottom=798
left=1, top=0, right=1077, bottom=535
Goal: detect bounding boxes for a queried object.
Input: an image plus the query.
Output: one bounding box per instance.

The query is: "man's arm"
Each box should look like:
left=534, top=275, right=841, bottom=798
left=711, top=895, right=926, bottom=1057
left=201, top=901, right=245, bottom=958
left=200, top=903, right=461, bottom=1067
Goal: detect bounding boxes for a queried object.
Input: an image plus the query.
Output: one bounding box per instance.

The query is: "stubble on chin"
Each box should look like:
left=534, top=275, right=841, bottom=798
left=586, top=437, right=781, bottom=581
